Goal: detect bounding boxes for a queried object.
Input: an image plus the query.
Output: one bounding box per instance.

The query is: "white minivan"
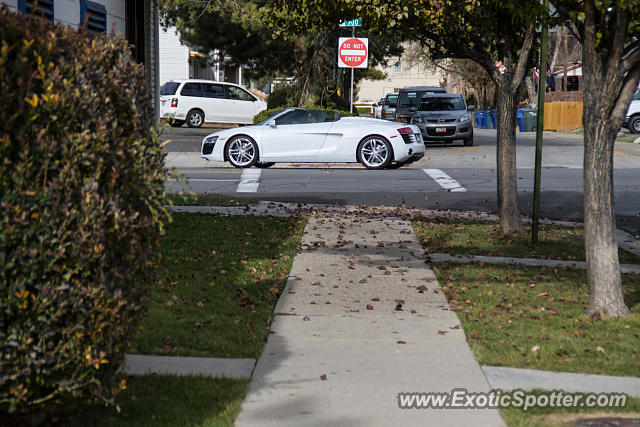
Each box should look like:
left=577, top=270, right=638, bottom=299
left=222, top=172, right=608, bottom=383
left=159, top=80, right=267, bottom=127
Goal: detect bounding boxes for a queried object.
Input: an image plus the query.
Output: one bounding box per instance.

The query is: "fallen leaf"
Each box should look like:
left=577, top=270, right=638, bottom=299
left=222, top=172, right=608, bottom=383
left=320, top=374, right=327, bottom=380
left=531, top=345, right=540, bottom=353
left=303, top=316, right=310, bottom=321
left=438, top=330, right=447, bottom=335
left=397, top=340, right=407, bottom=344
left=596, top=346, right=605, bottom=353
left=449, top=325, right=461, bottom=330
left=366, top=304, right=374, bottom=310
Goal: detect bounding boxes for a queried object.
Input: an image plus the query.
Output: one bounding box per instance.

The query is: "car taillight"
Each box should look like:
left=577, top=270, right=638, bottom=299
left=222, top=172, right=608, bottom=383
left=171, top=98, right=178, bottom=108
left=398, top=127, right=413, bottom=134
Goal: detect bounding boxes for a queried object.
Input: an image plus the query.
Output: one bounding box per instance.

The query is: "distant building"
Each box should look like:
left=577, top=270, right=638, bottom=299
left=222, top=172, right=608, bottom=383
left=159, top=26, right=247, bottom=87
left=357, top=46, right=445, bottom=103
left=1, top=0, right=160, bottom=119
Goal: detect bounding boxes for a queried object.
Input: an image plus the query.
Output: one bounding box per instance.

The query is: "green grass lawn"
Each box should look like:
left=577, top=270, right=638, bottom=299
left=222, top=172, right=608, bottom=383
left=434, top=262, right=640, bottom=376
left=70, top=375, right=249, bottom=427
left=132, top=213, right=305, bottom=358
left=618, top=135, right=639, bottom=143
left=501, top=391, right=640, bottom=426
left=413, top=220, right=640, bottom=264
left=165, top=192, right=259, bottom=207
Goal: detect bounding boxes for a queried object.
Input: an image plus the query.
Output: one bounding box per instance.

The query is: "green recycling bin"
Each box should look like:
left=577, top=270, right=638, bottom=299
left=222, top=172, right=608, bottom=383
left=521, top=108, right=537, bottom=132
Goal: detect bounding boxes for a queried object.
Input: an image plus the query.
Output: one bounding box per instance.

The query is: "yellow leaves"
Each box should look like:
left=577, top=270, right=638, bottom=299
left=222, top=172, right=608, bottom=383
left=15, top=289, right=29, bottom=299
left=596, top=346, right=605, bottom=353
left=24, top=94, right=38, bottom=108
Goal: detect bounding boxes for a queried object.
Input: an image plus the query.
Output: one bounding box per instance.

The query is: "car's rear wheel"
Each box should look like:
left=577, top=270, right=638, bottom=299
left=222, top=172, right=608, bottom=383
left=255, top=162, right=275, bottom=168
left=226, top=136, right=258, bottom=168
left=358, top=136, right=393, bottom=169
left=168, top=119, right=184, bottom=128
left=630, top=116, right=640, bottom=134
left=187, top=110, right=204, bottom=128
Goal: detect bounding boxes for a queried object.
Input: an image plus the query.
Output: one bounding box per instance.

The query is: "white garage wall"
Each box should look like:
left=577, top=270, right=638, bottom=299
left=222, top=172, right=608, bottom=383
left=159, top=26, right=189, bottom=85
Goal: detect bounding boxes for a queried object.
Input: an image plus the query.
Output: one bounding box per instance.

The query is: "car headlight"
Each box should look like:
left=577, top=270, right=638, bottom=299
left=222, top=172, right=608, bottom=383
left=458, top=114, right=471, bottom=122
left=203, top=135, right=219, bottom=145
left=412, top=116, right=423, bottom=123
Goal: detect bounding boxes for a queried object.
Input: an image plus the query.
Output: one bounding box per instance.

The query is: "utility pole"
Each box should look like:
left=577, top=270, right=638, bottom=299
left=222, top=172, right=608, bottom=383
left=532, top=0, right=549, bottom=244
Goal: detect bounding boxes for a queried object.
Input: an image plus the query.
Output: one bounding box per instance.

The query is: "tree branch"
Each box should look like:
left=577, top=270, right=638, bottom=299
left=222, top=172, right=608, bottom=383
left=611, top=64, right=640, bottom=121
left=511, top=20, right=536, bottom=93
left=605, top=6, right=630, bottom=81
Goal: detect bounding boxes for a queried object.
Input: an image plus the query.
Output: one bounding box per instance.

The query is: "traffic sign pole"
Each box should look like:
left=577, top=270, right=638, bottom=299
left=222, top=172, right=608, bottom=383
left=350, top=26, right=354, bottom=114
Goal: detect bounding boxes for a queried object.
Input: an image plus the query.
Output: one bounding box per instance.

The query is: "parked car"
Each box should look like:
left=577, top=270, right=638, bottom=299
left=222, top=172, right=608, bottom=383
left=381, top=92, right=399, bottom=120
left=623, top=90, right=640, bottom=134
left=201, top=108, right=425, bottom=169
left=395, top=86, right=447, bottom=123
left=159, top=79, right=267, bottom=127
left=373, top=97, right=385, bottom=118
left=411, top=93, right=475, bottom=146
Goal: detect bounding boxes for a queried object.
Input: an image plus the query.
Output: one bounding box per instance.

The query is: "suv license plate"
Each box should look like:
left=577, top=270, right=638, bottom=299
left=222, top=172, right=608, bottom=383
left=436, top=127, right=447, bottom=133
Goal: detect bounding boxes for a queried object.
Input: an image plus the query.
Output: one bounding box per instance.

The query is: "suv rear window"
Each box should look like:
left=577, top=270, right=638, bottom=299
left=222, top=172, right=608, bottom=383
left=399, top=91, right=423, bottom=108
left=160, top=82, right=180, bottom=96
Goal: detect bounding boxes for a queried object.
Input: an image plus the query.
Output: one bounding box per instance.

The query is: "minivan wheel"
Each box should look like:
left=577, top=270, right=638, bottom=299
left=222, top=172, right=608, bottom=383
left=187, top=110, right=204, bottom=128
left=226, top=136, right=258, bottom=168
left=630, top=116, right=640, bottom=134
left=358, top=136, right=393, bottom=169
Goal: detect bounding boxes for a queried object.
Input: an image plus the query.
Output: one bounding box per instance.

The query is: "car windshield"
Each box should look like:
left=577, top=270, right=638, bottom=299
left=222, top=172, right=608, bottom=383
left=418, top=97, right=466, bottom=111
left=160, top=82, right=180, bottom=96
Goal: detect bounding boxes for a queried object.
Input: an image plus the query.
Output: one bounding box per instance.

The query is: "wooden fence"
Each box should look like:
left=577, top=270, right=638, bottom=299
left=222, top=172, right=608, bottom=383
left=543, top=101, right=583, bottom=131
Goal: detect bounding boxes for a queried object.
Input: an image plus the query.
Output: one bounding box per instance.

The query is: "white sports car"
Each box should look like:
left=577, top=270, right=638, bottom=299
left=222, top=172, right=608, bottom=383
left=200, top=108, right=425, bottom=169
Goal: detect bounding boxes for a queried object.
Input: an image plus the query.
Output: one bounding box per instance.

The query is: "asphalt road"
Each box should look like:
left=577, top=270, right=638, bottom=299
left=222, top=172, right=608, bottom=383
left=161, top=125, right=640, bottom=236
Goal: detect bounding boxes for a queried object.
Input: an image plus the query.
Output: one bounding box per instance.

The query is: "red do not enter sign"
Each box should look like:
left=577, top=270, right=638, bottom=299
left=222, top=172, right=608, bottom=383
left=338, top=37, right=368, bottom=68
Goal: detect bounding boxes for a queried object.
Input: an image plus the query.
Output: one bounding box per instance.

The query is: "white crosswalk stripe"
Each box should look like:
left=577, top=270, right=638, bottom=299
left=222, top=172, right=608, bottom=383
left=236, top=168, right=262, bottom=192
left=423, top=169, right=467, bottom=192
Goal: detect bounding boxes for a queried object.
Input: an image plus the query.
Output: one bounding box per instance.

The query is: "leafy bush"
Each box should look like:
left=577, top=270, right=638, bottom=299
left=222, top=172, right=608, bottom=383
left=266, top=84, right=300, bottom=109
left=253, top=106, right=354, bottom=125
left=0, top=8, right=169, bottom=417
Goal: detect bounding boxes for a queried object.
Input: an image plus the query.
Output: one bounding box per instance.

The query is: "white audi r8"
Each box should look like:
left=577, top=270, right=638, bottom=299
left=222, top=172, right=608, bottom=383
left=200, top=108, right=425, bottom=169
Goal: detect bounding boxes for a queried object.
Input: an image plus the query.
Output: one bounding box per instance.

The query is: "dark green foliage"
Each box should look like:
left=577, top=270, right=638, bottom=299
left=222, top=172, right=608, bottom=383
left=0, top=8, right=169, bottom=416
left=266, top=84, right=301, bottom=109
left=253, top=106, right=354, bottom=124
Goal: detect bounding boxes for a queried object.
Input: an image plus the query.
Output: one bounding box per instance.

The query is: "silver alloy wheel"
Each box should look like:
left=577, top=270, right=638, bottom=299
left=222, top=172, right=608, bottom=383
left=188, top=111, right=203, bottom=127
left=227, top=137, right=256, bottom=167
left=633, top=118, right=640, bottom=134
left=360, top=138, right=389, bottom=168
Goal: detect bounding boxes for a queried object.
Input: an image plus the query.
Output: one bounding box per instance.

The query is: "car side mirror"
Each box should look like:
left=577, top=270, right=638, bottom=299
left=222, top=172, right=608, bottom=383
left=409, top=107, right=416, bottom=113
left=267, top=120, right=276, bottom=128
left=467, top=105, right=476, bottom=111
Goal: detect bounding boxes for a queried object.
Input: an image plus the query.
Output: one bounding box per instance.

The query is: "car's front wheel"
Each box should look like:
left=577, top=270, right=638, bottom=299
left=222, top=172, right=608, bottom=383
left=358, top=136, right=393, bottom=169
left=226, top=136, right=258, bottom=168
left=630, top=116, right=640, bottom=134
left=187, top=110, right=204, bottom=128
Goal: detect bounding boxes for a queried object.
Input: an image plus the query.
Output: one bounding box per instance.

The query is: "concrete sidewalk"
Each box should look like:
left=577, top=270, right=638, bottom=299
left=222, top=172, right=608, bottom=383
left=235, top=212, right=504, bottom=426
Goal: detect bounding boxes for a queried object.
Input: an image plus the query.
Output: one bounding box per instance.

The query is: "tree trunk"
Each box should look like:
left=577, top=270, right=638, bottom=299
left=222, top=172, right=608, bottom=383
left=525, top=76, right=537, bottom=104
left=495, top=80, right=522, bottom=235
left=582, top=78, right=630, bottom=318
left=582, top=112, right=629, bottom=317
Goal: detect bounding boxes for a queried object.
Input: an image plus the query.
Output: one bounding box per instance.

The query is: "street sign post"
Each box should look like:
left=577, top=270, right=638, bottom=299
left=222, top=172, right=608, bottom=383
left=338, top=37, right=368, bottom=113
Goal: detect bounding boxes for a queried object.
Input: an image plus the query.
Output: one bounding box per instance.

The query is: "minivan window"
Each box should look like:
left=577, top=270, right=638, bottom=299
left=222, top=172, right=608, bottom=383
left=202, top=83, right=225, bottom=98
left=385, top=95, right=398, bottom=106
left=419, top=97, right=466, bottom=111
left=634, top=91, right=640, bottom=101
left=181, top=83, right=202, bottom=97
left=160, top=82, right=180, bottom=96
left=226, top=86, right=255, bottom=101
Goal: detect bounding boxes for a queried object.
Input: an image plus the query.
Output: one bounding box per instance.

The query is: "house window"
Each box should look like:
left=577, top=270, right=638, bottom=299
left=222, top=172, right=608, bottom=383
left=394, top=61, right=402, bottom=73
left=18, top=0, right=54, bottom=23
left=80, top=1, right=107, bottom=33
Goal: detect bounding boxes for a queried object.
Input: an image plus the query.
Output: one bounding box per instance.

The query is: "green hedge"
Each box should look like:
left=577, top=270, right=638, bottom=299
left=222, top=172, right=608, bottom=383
left=253, top=106, right=354, bottom=125
left=0, top=8, right=169, bottom=417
